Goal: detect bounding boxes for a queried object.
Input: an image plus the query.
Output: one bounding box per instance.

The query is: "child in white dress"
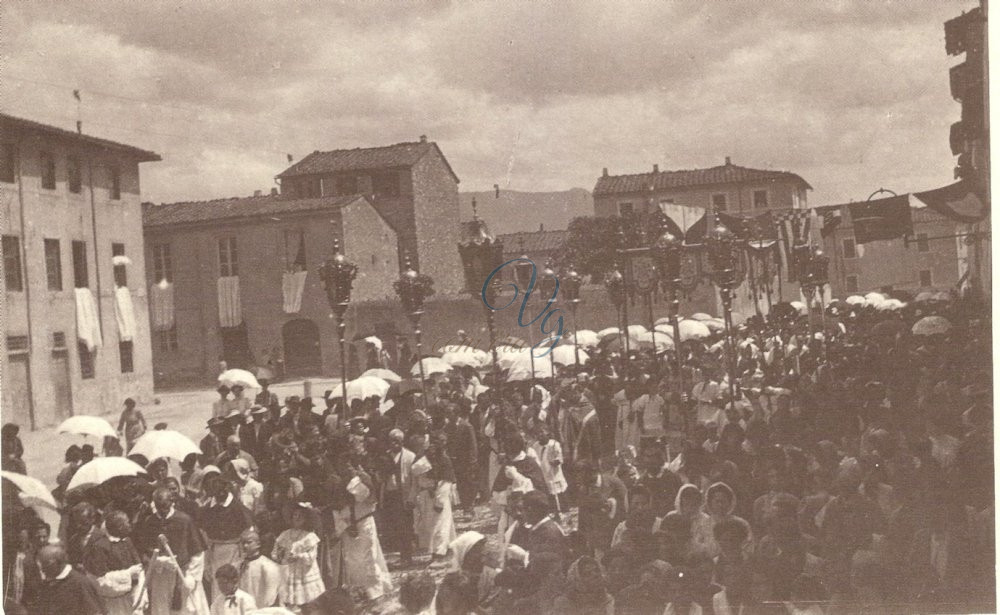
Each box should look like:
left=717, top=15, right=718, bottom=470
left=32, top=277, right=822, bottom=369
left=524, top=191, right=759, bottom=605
left=273, top=503, right=325, bottom=608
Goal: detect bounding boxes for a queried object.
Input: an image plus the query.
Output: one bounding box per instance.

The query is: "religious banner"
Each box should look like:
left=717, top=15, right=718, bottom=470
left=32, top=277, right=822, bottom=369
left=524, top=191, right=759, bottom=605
left=282, top=270, right=308, bottom=314
left=217, top=275, right=243, bottom=327
left=150, top=281, right=175, bottom=331
left=114, top=286, right=137, bottom=342
left=74, top=287, right=102, bottom=351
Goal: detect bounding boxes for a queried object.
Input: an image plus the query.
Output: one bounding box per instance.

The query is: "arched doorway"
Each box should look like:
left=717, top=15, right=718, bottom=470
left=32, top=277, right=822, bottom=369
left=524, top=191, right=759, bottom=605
left=282, top=319, right=322, bottom=375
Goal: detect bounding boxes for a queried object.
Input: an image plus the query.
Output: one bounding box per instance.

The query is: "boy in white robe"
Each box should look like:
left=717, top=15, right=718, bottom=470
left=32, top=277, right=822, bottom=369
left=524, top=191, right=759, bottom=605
left=238, top=529, right=280, bottom=608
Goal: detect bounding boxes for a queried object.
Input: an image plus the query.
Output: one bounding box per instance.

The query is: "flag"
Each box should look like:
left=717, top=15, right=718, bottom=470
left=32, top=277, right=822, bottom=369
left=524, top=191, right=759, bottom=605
left=772, top=209, right=811, bottom=281
left=73, top=89, right=81, bottom=101
left=817, top=205, right=843, bottom=237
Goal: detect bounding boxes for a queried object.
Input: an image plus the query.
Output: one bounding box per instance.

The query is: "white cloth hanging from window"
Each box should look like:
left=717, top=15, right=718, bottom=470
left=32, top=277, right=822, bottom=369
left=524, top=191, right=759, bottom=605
left=150, top=281, right=175, bottom=331
left=74, top=287, right=102, bottom=351
left=217, top=276, right=242, bottom=327
left=114, top=286, right=137, bottom=342
left=282, top=270, right=308, bottom=314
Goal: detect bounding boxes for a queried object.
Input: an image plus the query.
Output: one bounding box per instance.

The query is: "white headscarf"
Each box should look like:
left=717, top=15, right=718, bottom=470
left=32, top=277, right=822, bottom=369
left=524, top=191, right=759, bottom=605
left=450, top=531, right=486, bottom=572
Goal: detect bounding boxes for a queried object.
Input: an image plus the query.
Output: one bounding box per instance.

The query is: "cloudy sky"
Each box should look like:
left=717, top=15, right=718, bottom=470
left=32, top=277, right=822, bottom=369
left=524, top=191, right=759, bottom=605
left=0, top=1, right=975, bottom=208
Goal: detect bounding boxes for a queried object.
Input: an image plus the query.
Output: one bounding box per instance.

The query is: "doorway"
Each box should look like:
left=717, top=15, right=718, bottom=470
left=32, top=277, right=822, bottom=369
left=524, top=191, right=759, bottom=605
left=282, top=319, right=322, bottom=375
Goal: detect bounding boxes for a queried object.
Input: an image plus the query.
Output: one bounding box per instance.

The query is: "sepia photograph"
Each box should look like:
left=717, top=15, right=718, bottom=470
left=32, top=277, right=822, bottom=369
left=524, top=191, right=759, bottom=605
left=0, top=1, right=993, bottom=613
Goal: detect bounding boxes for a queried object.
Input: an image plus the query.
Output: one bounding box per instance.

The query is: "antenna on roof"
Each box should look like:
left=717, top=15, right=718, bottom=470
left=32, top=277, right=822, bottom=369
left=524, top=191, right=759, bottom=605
left=73, top=89, right=81, bottom=133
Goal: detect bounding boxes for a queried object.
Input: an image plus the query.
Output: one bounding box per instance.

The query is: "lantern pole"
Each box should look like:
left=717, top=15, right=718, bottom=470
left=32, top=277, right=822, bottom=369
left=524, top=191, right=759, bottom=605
left=319, top=239, right=358, bottom=424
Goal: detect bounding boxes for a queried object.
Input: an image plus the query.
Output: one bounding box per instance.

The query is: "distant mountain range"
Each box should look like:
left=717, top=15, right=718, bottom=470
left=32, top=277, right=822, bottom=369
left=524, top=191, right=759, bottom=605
left=458, top=188, right=593, bottom=234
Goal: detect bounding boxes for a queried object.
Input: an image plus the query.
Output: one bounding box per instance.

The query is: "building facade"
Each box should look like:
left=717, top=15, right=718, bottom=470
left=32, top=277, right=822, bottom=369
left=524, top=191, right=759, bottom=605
left=143, top=193, right=398, bottom=386
left=822, top=200, right=968, bottom=298
left=1, top=114, right=160, bottom=430
left=593, top=158, right=812, bottom=225
left=277, top=136, right=464, bottom=295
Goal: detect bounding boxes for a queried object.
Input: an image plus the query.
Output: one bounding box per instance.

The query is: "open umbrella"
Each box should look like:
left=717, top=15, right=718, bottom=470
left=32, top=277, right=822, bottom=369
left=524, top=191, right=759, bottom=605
left=2, top=471, right=58, bottom=510
left=912, top=315, right=952, bottom=336
left=505, top=351, right=554, bottom=381
left=654, top=317, right=673, bottom=326
left=387, top=379, right=422, bottom=399
left=872, top=319, right=906, bottom=338
left=363, top=336, right=383, bottom=350
left=877, top=298, right=905, bottom=311
left=411, top=357, right=452, bottom=377
left=678, top=319, right=711, bottom=341
left=704, top=318, right=726, bottom=333
left=342, top=376, right=390, bottom=402
left=218, top=369, right=260, bottom=389
left=566, top=330, right=599, bottom=348
left=864, top=292, right=887, bottom=306
left=630, top=331, right=675, bottom=351
left=597, top=327, right=621, bottom=339
left=845, top=295, right=866, bottom=305
left=690, top=312, right=714, bottom=321
left=914, top=291, right=936, bottom=303
left=789, top=301, right=807, bottom=315
left=551, top=345, right=589, bottom=366
left=58, top=416, right=117, bottom=440
left=441, top=349, right=489, bottom=368
left=626, top=325, right=648, bottom=337
left=67, top=457, right=147, bottom=491
left=130, top=430, right=201, bottom=463
left=360, top=368, right=402, bottom=383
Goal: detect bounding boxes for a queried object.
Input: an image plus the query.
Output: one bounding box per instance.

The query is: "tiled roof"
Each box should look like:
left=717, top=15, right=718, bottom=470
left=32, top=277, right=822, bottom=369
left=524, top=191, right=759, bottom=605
left=277, top=140, right=459, bottom=183
left=143, top=194, right=367, bottom=228
left=1, top=113, right=161, bottom=162
left=497, top=230, right=569, bottom=254
left=594, top=163, right=811, bottom=195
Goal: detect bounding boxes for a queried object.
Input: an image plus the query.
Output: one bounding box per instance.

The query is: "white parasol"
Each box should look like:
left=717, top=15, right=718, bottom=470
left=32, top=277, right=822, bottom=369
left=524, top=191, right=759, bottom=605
left=678, top=319, right=711, bottom=340
left=411, top=357, right=453, bottom=377
left=912, top=315, right=951, bottom=336
left=58, top=415, right=117, bottom=440
left=690, top=312, right=714, bottom=321
left=550, top=345, right=589, bottom=365
left=129, top=430, right=201, bottom=463
left=2, top=471, right=58, bottom=510
left=343, top=376, right=391, bottom=402
left=218, top=368, right=260, bottom=389
left=67, top=457, right=147, bottom=491
left=360, top=368, right=402, bottom=383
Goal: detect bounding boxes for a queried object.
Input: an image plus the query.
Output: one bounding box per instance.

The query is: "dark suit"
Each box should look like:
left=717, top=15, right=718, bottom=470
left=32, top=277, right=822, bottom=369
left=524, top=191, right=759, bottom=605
left=239, top=420, right=275, bottom=462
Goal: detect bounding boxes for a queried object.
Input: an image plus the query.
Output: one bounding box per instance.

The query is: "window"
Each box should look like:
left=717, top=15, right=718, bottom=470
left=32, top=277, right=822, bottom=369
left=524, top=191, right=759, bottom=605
left=283, top=230, right=306, bottom=272
left=112, top=242, right=127, bottom=287
left=916, top=233, right=929, bottom=252
left=109, top=166, right=121, bottom=200
left=845, top=275, right=859, bottom=293
left=53, top=332, right=66, bottom=350
left=1, top=143, right=16, bottom=183
left=68, top=157, right=82, bottom=194
left=218, top=237, right=238, bottom=277
left=40, top=151, right=56, bottom=190
left=373, top=172, right=400, bottom=197
left=919, top=270, right=933, bottom=287
left=712, top=193, right=728, bottom=211
left=119, top=341, right=134, bottom=373
left=156, top=327, right=179, bottom=353
left=153, top=244, right=173, bottom=283
left=44, top=238, right=62, bottom=290
left=618, top=202, right=634, bottom=216
left=842, top=238, right=857, bottom=259
left=7, top=336, right=28, bottom=353
left=336, top=174, right=358, bottom=195
left=753, top=190, right=768, bottom=208
left=72, top=240, right=89, bottom=288
left=3, top=235, right=23, bottom=292
left=78, top=341, right=94, bottom=379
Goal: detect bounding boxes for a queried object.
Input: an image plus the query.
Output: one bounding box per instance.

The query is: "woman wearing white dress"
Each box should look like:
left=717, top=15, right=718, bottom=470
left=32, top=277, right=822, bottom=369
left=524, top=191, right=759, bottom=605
left=536, top=426, right=567, bottom=512
left=412, top=442, right=457, bottom=560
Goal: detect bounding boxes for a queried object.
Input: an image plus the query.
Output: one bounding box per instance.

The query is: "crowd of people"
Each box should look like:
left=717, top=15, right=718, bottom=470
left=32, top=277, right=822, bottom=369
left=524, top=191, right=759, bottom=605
left=1, top=291, right=994, bottom=614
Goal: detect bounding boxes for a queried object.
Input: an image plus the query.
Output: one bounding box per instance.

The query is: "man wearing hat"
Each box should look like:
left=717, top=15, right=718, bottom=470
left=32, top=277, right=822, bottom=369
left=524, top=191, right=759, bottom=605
left=198, top=466, right=253, bottom=599
left=239, top=406, right=275, bottom=469
left=200, top=417, right=230, bottom=468
left=379, top=429, right=417, bottom=565
left=215, top=435, right=259, bottom=480
left=254, top=378, right=279, bottom=414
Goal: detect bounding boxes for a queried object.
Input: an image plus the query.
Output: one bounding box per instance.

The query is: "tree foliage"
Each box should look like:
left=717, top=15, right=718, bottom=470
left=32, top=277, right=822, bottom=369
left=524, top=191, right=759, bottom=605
left=557, top=213, right=648, bottom=280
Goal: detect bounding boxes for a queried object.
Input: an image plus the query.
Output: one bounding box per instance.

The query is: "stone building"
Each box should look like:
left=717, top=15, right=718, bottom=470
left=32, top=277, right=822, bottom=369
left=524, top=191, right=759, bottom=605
left=143, top=193, right=398, bottom=385
left=821, top=196, right=972, bottom=298
left=276, top=136, right=464, bottom=295
left=593, top=157, right=812, bottom=228
left=1, top=114, right=160, bottom=430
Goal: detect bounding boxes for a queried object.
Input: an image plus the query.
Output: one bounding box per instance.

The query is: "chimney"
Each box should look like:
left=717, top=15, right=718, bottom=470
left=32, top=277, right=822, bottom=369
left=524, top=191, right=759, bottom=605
left=653, top=164, right=659, bottom=173
left=419, top=135, right=427, bottom=143
left=539, top=223, right=544, bottom=231
left=725, top=156, right=732, bottom=165
left=270, top=187, right=278, bottom=196
left=253, top=190, right=262, bottom=197
left=602, top=167, right=609, bottom=177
